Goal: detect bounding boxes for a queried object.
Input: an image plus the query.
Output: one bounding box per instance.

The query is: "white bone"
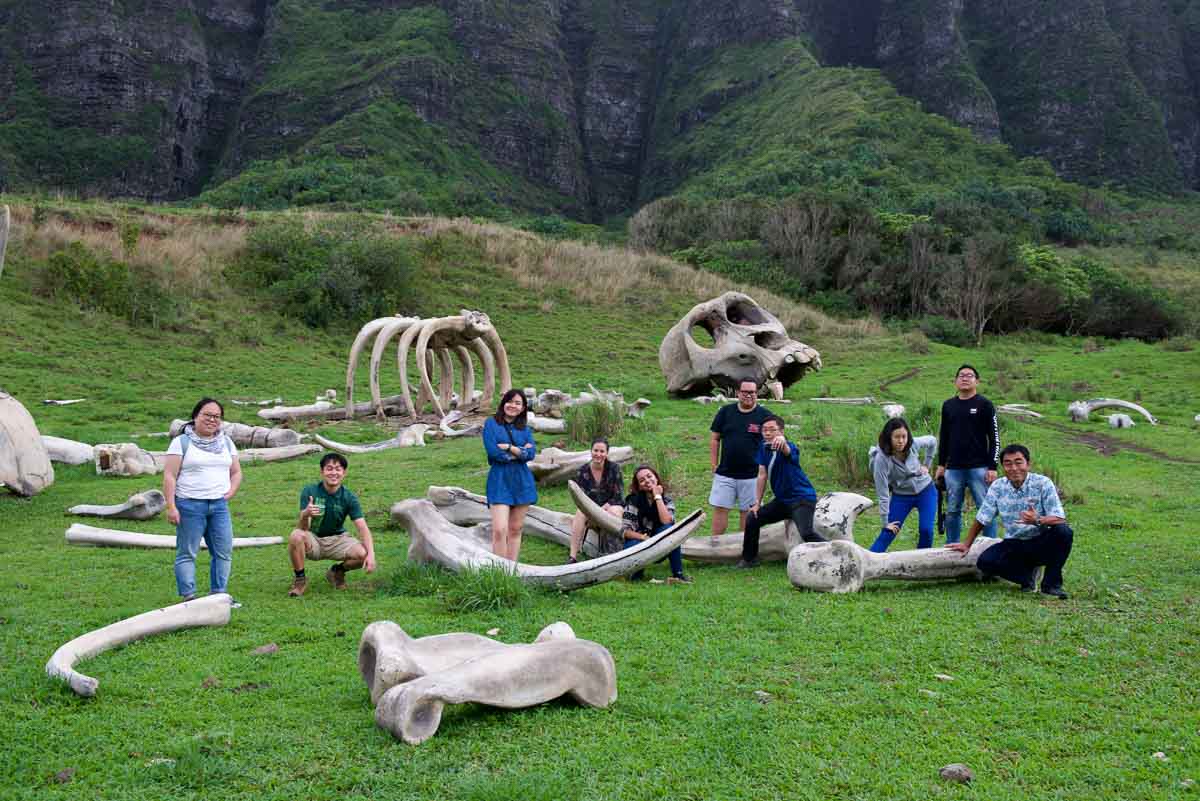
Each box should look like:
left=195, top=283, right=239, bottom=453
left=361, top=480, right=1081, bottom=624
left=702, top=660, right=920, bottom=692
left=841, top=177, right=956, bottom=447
left=65, top=523, right=283, bottom=549
left=360, top=621, right=615, bottom=744
left=786, top=537, right=1000, bottom=593
left=69, top=489, right=166, bottom=520
left=94, top=443, right=160, bottom=476
left=528, top=446, right=634, bottom=486
left=1108, top=413, right=1135, bottom=428
left=439, top=411, right=480, bottom=438
left=809, top=397, right=875, bottom=405
left=42, top=435, right=95, bottom=465
left=1068, top=398, right=1158, bottom=425
left=392, top=499, right=704, bottom=590
left=168, top=420, right=301, bottom=448
left=0, top=391, right=55, bottom=496
left=46, top=594, right=233, bottom=696
left=998, top=404, right=1043, bottom=419
left=881, top=403, right=905, bottom=419
left=527, top=413, right=566, bottom=433
left=420, top=485, right=597, bottom=555
left=314, top=425, right=428, bottom=454
left=42, top=398, right=87, bottom=406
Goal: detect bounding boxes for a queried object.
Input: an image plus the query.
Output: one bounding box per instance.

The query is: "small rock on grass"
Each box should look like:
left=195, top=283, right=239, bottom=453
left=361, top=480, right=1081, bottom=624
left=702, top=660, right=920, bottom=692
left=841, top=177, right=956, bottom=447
left=753, top=690, right=772, bottom=704
left=52, top=768, right=76, bottom=784
left=1152, top=751, right=1169, bottom=761
left=1180, top=778, right=1194, bottom=789
left=934, top=673, right=955, bottom=681
left=486, top=628, right=500, bottom=636
left=918, top=688, right=938, bottom=698
left=939, top=764, right=973, bottom=783
left=251, top=643, right=278, bottom=656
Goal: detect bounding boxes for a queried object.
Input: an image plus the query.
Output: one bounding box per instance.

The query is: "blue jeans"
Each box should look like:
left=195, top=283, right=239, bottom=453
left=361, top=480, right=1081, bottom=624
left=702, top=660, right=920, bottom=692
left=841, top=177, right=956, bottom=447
left=174, top=497, right=232, bottom=597
left=944, top=467, right=997, bottom=543
left=869, top=482, right=938, bottom=552
left=623, top=522, right=684, bottom=577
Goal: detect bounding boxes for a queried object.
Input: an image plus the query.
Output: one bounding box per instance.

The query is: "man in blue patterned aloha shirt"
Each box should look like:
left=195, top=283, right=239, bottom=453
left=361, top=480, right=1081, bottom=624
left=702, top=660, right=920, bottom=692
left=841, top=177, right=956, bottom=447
left=947, top=444, right=1073, bottom=599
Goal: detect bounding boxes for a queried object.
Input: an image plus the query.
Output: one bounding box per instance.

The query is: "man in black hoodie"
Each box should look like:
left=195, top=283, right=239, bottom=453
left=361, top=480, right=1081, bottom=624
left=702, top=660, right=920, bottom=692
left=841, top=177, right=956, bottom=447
left=936, top=364, right=999, bottom=543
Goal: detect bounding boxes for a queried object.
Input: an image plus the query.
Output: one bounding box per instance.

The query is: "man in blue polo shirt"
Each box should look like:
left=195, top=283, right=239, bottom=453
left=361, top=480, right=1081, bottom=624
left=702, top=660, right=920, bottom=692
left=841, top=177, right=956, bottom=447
left=737, top=414, right=826, bottom=567
left=948, top=443, right=1073, bottom=598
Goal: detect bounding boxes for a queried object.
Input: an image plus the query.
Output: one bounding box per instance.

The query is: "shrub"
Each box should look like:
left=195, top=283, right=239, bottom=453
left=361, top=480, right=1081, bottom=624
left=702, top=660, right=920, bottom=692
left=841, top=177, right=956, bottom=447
left=829, top=428, right=873, bottom=489
left=443, top=566, right=532, bottom=612
left=565, top=401, right=625, bottom=446
left=231, top=217, right=415, bottom=327
left=917, top=315, right=974, bottom=347
left=35, top=241, right=181, bottom=328
left=903, top=330, right=931, bottom=354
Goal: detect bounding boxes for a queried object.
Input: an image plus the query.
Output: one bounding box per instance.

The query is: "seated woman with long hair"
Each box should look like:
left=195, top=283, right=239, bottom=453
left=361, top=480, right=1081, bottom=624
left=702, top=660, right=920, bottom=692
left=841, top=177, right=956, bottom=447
left=567, top=438, right=625, bottom=563
left=620, top=464, right=691, bottom=583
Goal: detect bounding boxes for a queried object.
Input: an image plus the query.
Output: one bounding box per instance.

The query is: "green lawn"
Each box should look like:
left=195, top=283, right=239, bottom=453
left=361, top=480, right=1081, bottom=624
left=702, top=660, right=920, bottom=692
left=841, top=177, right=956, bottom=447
left=1, top=210, right=1197, bottom=800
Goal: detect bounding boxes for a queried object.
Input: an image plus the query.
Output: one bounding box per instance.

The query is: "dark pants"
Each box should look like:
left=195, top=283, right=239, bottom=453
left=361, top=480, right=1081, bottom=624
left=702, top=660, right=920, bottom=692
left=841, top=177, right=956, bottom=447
left=977, top=523, right=1074, bottom=589
left=624, top=522, right=684, bottom=577
left=741, top=498, right=823, bottom=562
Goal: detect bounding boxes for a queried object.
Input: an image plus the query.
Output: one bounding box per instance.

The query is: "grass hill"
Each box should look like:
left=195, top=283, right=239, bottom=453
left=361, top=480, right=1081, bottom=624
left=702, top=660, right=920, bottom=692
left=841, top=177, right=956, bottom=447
left=1, top=203, right=1198, bottom=800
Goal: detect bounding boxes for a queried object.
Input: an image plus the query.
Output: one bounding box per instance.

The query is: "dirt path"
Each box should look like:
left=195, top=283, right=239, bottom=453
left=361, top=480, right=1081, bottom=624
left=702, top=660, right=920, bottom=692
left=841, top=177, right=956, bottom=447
left=879, top=367, right=920, bottom=391
left=1035, top=420, right=1200, bottom=464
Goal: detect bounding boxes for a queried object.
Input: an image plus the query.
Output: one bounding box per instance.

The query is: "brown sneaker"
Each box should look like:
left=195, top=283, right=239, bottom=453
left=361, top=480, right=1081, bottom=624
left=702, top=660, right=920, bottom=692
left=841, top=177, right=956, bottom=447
left=288, top=576, right=308, bottom=597
left=326, top=567, right=347, bottom=590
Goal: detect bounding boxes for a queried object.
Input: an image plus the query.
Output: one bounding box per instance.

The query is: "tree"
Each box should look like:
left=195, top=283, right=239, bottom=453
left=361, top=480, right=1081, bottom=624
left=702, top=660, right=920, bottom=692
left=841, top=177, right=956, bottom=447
left=943, top=234, right=1020, bottom=344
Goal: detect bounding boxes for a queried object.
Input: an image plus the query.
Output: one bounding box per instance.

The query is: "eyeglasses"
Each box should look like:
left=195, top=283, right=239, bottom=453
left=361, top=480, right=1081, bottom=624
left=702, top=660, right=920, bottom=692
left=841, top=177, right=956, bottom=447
left=738, top=389, right=757, bottom=395
left=955, top=373, right=977, bottom=380
left=198, top=412, right=223, bottom=421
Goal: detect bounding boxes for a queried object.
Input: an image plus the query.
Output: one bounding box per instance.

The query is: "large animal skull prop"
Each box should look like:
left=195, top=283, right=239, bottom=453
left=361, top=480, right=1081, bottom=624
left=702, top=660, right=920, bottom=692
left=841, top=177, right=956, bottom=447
left=659, top=292, right=821, bottom=397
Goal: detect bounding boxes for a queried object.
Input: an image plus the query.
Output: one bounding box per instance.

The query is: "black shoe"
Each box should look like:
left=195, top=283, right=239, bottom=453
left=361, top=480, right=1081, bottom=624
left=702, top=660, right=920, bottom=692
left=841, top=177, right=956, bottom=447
left=1020, top=582, right=1037, bottom=593
left=566, top=555, right=578, bottom=565
left=670, top=573, right=694, bottom=584
left=1040, top=585, right=1069, bottom=599
left=735, top=559, right=760, bottom=569
left=628, top=569, right=645, bottom=582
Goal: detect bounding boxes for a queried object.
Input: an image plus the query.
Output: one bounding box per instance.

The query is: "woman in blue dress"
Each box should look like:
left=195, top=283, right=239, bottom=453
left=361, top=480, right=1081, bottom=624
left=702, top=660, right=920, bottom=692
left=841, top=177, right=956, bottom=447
left=482, top=388, right=538, bottom=560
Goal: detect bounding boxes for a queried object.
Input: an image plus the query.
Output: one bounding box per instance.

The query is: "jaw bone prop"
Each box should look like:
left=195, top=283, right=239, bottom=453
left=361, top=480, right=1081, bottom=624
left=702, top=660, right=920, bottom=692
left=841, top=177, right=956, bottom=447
left=568, top=481, right=873, bottom=563
left=1067, top=398, right=1158, bottom=425
left=360, top=621, right=616, bottom=744
left=391, top=499, right=704, bottom=590
left=786, top=537, right=1000, bottom=593
left=69, top=489, right=166, bottom=520
left=658, top=292, right=821, bottom=398
left=343, top=310, right=512, bottom=421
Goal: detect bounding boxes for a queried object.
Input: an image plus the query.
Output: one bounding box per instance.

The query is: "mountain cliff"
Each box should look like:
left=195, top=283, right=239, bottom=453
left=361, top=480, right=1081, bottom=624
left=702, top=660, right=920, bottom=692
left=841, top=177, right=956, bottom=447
left=2, top=0, right=1199, bottom=215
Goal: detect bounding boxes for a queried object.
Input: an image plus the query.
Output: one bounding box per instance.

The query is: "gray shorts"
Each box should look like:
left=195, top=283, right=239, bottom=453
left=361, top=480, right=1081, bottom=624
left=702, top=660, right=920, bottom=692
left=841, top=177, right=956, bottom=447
left=709, top=474, right=757, bottom=511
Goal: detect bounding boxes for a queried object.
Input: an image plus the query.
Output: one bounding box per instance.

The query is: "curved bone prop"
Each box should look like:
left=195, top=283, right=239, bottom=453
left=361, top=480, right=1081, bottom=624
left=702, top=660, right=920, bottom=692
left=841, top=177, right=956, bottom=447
left=393, top=499, right=704, bottom=590
left=570, top=483, right=871, bottom=563
left=42, top=435, right=95, bottom=465
left=66, top=523, right=283, bottom=548
left=786, top=537, right=1000, bottom=593
left=418, top=486, right=599, bottom=556
left=529, top=446, right=634, bottom=486
left=0, top=204, right=9, bottom=278
left=361, top=621, right=615, bottom=744
left=439, top=410, right=480, bottom=438
left=46, top=593, right=233, bottom=696
left=169, top=420, right=301, bottom=448
left=0, top=390, right=55, bottom=496
left=1068, top=398, right=1158, bottom=425
left=69, top=489, right=166, bottom=520
left=659, top=291, right=821, bottom=397
left=314, top=425, right=429, bottom=454
left=998, top=403, right=1043, bottom=419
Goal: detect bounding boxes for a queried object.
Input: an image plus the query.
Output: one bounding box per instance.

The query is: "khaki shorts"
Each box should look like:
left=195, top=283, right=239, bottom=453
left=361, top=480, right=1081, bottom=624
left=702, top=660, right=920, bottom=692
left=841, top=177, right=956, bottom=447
left=298, top=531, right=362, bottom=561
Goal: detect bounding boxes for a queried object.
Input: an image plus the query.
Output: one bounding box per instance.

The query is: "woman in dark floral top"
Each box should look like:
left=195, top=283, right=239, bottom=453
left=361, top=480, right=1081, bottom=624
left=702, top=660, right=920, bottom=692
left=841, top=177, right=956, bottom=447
left=568, top=439, right=625, bottom=562
left=620, top=464, right=692, bottom=584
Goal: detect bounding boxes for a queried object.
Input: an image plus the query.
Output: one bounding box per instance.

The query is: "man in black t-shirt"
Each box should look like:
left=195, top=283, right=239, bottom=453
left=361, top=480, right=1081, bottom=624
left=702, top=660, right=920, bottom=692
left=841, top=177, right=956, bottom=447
left=936, top=364, right=999, bottom=543
left=709, top=379, right=772, bottom=537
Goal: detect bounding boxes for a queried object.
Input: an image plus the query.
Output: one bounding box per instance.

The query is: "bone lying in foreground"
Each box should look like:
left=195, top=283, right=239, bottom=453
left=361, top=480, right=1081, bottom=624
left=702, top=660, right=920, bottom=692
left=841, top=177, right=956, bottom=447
left=392, top=499, right=704, bottom=590
left=419, top=485, right=595, bottom=554
left=42, top=435, right=96, bottom=465
left=66, top=524, right=283, bottom=549
left=361, top=620, right=615, bottom=744
left=46, top=594, right=233, bottom=697
left=0, top=390, right=55, bottom=496
left=68, top=489, right=166, bottom=520
left=786, top=537, right=1000, bottom=593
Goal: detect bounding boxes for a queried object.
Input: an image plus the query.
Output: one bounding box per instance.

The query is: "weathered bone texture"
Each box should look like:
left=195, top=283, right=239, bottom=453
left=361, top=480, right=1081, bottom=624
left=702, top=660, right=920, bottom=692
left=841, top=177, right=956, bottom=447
left=169, top=419, right=301, bottom=448
left=42, top=435, right=95, bottom=465
left=529, top=446, right=634, bottom=486
left=659, top=291, right=821, bottom=397
left=0, top=391, right=55, bottom=496
left=258, top=394, right=408, bottom=422
left=881, top=403, right=905, bottom=419
left=65, top=523, right=283, bottom=548
left=46, top=593, right=233, bottom=696
left=532, top=385, right=651, bottom=420
left=787, top=537, right=1000, bottom=593
left=439, top=410, right=480, bottom=438
left=232, top=444, right=321, bottom=464
left=0, top=205, right=9, bottom=279
left=810, top=397, right=875, bottom=405
left=1108, top=413, right=1135, bottom=429
left=1068, top=398, right=1158, bottom=425
left=361, top=621, right=616, bottom=744
left=419, top=486, right=599, bottom=556
left=998, top=403, right=1043, bottom=419
left=315, top=425, right=429, bottom=454
left=230, top=397, right=283, bottom=407
left=570, top=482, right=872, bottom=563
left=94, top=443, right=160, bottom=476
left=527, top=413, right=566, bottom=434
left=44, top=398, right=87, bottom=405
left=69, top=489, right=166, bottom=520
left=694, top=393, right=730, bottom=405
left=344, top=311, right=512, bottom=422
left=393, top=499, right=704, bottom=590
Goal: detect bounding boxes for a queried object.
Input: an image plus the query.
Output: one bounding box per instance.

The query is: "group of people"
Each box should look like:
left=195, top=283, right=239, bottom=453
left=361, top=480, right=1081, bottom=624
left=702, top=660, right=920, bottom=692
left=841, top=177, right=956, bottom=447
left=166, top=362, right=1074, bottom=600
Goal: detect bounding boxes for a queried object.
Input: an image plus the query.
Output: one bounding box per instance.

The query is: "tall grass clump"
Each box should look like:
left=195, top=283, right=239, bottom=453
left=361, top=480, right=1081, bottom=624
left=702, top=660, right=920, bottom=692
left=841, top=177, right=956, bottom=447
left=829, top=427, right=873, bottom=489
left=381, top=560, right=452, bottom=597
left=230, top=215, right=416, bottom=327
left=34, top=241, right=183, bottom=328
left=565, top=401, right=626, bottom=445
left=443, top=566, right=532, bottom=613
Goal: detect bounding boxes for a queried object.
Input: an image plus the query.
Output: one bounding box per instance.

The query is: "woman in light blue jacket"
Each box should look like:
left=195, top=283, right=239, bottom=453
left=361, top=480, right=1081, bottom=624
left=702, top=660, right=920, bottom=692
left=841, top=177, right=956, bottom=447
left=869, top=418, right=937, bottom=552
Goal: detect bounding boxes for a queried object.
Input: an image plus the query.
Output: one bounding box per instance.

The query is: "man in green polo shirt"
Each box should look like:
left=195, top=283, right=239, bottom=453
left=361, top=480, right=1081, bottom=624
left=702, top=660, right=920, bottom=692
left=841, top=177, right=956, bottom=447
left=287, top=452, right=376, bottom=596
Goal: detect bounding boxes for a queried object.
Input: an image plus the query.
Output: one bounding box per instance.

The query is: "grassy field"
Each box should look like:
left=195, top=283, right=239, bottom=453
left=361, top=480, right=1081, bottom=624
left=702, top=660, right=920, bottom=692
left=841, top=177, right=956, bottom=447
left=1, top=205, right=1197, bottom=800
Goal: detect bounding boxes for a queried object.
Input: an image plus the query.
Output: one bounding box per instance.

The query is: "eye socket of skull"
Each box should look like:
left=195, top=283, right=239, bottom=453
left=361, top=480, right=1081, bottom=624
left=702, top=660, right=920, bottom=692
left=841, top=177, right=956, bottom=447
left=726, top=299, right=769, bottom=326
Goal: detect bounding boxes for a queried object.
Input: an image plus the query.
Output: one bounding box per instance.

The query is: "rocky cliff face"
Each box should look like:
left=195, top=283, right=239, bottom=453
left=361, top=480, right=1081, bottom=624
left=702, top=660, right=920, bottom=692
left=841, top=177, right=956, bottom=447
left=1, top=0, right=1199, bottom=207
